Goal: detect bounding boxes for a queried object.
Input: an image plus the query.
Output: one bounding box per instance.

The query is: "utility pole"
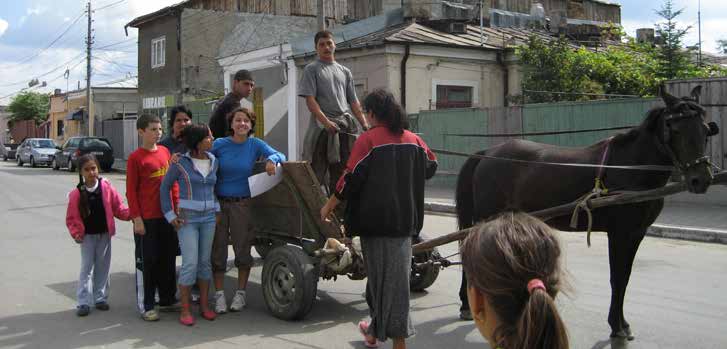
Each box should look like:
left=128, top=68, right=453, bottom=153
left=317, top=0, right=325, bottom=31
left=85, top=1, right=93, bottom=136
left=698, top=0, right=702, bottom=66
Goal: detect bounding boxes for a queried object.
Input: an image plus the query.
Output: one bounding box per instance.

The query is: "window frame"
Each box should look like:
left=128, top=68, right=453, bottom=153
left=151, top=36, right=166, bottom=69
left=431, top=79, right=479, bottom=110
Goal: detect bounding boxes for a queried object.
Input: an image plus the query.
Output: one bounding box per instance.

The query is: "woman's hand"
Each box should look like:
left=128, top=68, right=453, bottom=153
left=320, top=196, right=341, bottom=223
left=133, top=217, right=145, bottom=235
left=265, top=161, right=276, bottom=176
left=170, top=153, right=181, bottom=164
left=170, top=217, right=184, bottom=231
left=74, top=236, right=83, bottom=244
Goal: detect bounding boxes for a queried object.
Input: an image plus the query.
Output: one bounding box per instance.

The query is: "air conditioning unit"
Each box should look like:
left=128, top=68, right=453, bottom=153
left=448, top=22, right=467, bottom=34
left=405, top=0, right=475, bottom=21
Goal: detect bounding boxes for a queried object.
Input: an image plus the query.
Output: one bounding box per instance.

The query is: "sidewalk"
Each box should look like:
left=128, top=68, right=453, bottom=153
left=424, top=183, right=727, bottom=244
left=111, top=158, right=127, bottom=173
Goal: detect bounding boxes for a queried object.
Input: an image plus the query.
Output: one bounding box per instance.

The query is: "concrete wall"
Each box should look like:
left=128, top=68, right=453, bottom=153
left=181, top=9, right=318, bottom=101
left=137, top=15, right=181, bottom=98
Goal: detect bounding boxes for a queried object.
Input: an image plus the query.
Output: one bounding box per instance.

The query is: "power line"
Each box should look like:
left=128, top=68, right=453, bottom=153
left=0, top=52, right=86, bottom=87
left=95, top=0, right=126, bottom=12
left=0, top=11, right=85, bottom=70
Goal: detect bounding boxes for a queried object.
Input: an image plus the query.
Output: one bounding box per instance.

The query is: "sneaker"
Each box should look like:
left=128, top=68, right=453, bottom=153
left=76, top=305, right=90, bottom=317
left=214, top=291, right=227, bottom=314
left=142, top=309, right=160, bottom=321
left=459, top=309, right=473, bottom=321
left=191, top=293, right=200, bottom=304
left=94, top=302, right=110, bottom=311
left=229, top=290, right=246, bottom=312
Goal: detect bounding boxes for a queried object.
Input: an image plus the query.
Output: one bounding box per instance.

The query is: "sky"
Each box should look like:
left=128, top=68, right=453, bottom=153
left=0, top=0, right=725, bottom=105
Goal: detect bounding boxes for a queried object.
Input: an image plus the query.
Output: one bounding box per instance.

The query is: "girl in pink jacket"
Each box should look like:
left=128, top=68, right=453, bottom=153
left=66, top=154, right=130, bottom=316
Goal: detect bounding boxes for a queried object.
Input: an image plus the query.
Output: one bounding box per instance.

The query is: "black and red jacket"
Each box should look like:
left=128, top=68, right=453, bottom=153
left=335, top=126, right=437, bottom=238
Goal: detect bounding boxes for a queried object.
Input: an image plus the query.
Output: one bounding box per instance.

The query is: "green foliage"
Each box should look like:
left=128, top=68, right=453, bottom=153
left=717, top=39, right=727, bottom=54
left=654, top=0, right=693, bottom=79
left=7, top=91, right=50, bottom=125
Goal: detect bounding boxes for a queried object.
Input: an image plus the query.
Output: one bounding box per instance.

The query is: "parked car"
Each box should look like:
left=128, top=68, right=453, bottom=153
left=16, top=138, right=57, bottom=167
left=52, top=136, right=114, bottom=172
left=2, top=143, right=19, bottom=161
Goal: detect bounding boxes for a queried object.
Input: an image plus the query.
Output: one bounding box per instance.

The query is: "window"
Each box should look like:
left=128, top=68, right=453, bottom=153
left=436, top=85, right=473, bottom=109
left=57, top=120, right=64, bottom=137
left=151, top=36, right=166, bottom=68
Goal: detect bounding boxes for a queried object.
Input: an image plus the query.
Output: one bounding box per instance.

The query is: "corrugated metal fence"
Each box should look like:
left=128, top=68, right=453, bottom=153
left=410, top=98, right=664, bottom=187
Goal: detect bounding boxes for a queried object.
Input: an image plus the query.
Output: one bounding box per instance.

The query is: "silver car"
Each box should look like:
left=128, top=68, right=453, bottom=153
left=16, top=138, right=57, bottom=167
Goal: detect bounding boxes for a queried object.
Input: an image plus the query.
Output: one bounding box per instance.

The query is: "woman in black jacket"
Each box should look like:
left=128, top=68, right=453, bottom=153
left=321, top=89, right=437, bottom=349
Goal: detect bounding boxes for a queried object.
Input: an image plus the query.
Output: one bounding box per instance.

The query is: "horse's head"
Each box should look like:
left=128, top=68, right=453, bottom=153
left=658, top=85, right=719, bottom=193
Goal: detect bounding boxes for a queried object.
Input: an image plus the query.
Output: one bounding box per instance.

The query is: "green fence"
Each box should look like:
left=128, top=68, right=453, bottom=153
left=410, top=98, right=662, bottom=188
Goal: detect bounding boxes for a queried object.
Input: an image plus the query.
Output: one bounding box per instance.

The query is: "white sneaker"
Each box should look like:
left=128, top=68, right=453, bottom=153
left=229, top=290, right=246, bottom=312
left=214, top=291, right=227, bottom=314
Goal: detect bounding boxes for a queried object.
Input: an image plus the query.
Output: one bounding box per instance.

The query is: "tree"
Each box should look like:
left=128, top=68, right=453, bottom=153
left=7, top=91, right=50, bottom=125
left=717, top=39, right=727, bottom=54
left=654, top=0, right=693, bottom=79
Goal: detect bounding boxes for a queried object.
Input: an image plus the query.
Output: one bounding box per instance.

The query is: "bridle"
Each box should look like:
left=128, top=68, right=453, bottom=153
left=657, top=101, right=719, bottom=173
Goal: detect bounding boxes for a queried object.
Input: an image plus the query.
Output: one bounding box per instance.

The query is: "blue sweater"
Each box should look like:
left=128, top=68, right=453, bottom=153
left=212, top=137, right=286, bottom=198
left=160, top=152, right=220, bottom=223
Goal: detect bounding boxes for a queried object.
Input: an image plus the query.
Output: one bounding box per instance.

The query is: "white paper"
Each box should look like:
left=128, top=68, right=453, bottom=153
left=248, top=163, right=284, bottom=197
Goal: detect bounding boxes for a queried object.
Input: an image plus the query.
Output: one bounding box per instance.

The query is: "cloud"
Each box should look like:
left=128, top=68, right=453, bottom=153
left=0, top=19, right=8, bottom=38
left=27, top=5, right=48, bottom=16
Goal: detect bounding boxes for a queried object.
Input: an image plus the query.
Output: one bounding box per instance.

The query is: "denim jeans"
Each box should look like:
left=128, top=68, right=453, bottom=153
left=77, top=233, right=111, bottom=307
left=177, top=209, right=216, bottom=286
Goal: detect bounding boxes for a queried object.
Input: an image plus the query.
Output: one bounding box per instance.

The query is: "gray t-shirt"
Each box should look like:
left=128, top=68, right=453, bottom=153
left=298, top=59, right=358, bottom=119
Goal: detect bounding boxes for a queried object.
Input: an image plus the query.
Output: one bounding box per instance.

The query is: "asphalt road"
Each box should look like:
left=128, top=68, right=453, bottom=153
left=1, top=160, right=726, bottom=349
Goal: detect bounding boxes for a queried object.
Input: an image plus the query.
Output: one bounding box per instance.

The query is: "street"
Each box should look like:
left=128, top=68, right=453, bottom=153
left=1, top=160, right=726, bottom=349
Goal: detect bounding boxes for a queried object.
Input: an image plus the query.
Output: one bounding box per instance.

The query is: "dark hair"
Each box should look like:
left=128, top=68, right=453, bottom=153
left=76, top=154, right=101, bottom=219
left=362, top=89, right=408, bottom=134
left=181, top=124, right=211, bottom=153
left=461, top=212, right=569, bottom=349
left=168, top=105, right=193, bottom=129
left=314, top=30, right=334, bottom=46
left=136, top=114, right=161, bottom=130
left=226, top=107, right=256, bottom=136
left=233, top=69, right=254, bottom=82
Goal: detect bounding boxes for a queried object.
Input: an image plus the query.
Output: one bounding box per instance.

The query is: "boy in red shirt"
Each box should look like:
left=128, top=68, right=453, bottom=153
left=126, top=114, right=179, bottom=321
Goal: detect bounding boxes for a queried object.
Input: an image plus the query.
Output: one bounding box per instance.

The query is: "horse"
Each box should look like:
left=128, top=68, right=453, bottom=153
left=455, top=86, right=719, bottom=340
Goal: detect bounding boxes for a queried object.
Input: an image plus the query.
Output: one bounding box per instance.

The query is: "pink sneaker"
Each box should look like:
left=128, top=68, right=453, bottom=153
left=357, top=321, right=379, bottom=348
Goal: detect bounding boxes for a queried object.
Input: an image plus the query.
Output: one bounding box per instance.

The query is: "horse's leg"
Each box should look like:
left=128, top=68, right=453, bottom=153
left=607, top=231, right=643, bottom=341
left=620, top=231, right=646, bottom=338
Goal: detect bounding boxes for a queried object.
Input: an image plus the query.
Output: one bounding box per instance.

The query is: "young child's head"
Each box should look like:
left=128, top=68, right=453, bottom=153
left=227, top=107, right=256, bottom=137
left=361, top=89, right=408, bottom=134
left=136, top=114, right=163, bottom=145
left=181, top=124, right=213, bottom=154
left=76, top=154, right=101, bottom=218
left=461, top=212, right=569, bottom=349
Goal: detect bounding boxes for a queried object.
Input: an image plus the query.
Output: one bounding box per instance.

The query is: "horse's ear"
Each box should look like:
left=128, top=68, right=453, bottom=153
left=660, top=85, right=680, bottom=108
left=690, top=85, right=702, bottom=103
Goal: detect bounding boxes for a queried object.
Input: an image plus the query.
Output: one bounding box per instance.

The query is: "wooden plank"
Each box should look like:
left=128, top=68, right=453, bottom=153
left=282, top=162, right=344, bottom=239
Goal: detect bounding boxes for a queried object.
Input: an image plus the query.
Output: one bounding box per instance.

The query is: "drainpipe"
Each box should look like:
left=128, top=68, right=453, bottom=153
left=497, top=51, right=509, bottom=106
left=400, top=44, right=410, bottom=110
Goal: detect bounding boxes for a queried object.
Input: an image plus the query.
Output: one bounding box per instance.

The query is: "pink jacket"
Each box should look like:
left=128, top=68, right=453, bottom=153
left=66, top=178, right=131, bottom=240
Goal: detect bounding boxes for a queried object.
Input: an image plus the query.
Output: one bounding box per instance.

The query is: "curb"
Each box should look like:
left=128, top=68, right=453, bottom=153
left=424, top=201, right=727, bottom=245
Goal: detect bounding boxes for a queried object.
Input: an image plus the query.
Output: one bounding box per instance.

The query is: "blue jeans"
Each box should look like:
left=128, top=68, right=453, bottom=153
left=177, top=209, right=216, bottom=286
left=77, top=233, right=111, bottom=307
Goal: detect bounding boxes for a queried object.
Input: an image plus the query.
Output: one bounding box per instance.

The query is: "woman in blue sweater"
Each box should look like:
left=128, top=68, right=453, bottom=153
left=211, top=107, right=286, bottom=314
left=160, top=124, right=219, bottom=326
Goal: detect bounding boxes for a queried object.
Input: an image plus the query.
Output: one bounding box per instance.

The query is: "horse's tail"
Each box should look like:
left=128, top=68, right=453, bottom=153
left=455, top=152, right=483, bottom=230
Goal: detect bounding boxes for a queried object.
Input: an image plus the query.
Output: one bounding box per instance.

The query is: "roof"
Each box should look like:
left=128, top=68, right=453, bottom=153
left=335, top=22, right=566, bottom=52
left=126, top=0, right=188, bottom=28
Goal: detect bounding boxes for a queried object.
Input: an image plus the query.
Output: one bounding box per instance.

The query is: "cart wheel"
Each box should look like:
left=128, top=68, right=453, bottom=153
left=254, top=238, right=283, bottom=259
left=410, top=247, right=441, bottom=292
left=262, top=245, right=318, bottom=321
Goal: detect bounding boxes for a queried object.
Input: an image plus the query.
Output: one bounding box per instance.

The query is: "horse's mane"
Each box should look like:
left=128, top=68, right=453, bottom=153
left=611, top=98, right=704, bottom=146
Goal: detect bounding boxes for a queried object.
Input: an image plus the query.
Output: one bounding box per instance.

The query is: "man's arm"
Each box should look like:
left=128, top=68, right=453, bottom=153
left=305, top=96, right=339, bottom=134
left=350, top=100, right=368, bottom=130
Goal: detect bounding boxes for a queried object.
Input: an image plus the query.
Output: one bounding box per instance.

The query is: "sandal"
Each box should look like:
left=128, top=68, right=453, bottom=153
left=200, top=309, right=217, bottom=321
left=357, top=321, right=379, bottom=348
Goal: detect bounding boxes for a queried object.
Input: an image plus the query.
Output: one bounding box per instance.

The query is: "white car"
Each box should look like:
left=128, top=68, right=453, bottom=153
left=16, top=138, right=57, bottom=167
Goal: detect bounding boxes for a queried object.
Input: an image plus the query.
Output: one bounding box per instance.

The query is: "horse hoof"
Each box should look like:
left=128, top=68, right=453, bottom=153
left=610, top=330, right=635, bottom=341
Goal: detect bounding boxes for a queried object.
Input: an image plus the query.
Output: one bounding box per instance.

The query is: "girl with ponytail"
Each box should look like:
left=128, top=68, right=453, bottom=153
left=460, top=212, right=569, bottom=349
left=66, top=154, right=130, bottom=317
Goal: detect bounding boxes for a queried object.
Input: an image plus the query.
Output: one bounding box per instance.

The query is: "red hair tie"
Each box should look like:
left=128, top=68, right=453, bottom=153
left=527, top=279, right=546, bottom=294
